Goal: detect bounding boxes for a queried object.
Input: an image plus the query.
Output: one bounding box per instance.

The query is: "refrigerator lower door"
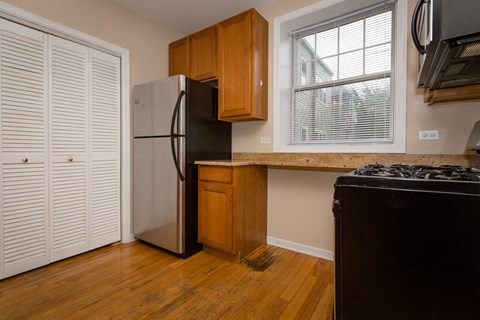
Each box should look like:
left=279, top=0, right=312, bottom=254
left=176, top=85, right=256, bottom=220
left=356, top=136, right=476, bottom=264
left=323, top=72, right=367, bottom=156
left=133, top=137, right=184, bottom=253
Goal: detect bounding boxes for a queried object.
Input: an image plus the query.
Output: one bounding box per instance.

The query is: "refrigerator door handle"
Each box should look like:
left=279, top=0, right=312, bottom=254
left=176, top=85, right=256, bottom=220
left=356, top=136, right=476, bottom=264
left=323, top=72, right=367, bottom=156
left=170, top=90, right=186, bottom=181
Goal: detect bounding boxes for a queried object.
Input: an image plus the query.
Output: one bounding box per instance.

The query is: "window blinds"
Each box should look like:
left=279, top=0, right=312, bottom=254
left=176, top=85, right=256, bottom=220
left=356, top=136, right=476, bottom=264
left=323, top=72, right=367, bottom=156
left=289, top=1, right=396, bottom=145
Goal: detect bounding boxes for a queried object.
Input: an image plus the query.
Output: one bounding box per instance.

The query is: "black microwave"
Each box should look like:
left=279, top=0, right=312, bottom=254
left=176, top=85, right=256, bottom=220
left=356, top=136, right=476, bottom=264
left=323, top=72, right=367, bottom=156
left=412, top=0, right=480, bottom=89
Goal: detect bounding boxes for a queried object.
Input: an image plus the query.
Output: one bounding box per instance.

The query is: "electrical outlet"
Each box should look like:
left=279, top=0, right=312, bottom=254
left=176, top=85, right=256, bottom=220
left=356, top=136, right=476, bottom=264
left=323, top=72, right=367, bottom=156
left=419, top=130, right=439, bottom=140
left=428, top=130, right=439, bottom=140
left=260, top=137, right=271, bottom=144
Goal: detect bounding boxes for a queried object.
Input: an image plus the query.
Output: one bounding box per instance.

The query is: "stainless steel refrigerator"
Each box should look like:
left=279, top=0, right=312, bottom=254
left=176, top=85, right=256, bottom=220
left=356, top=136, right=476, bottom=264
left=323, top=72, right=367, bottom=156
left=133, top=75, right=231, bottom=258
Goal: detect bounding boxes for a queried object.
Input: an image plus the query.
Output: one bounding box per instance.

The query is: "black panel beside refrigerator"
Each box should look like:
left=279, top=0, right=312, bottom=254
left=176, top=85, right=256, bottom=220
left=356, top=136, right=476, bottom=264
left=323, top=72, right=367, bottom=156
left=133, top=75, right=231, bottom=259
left=183, top=78, right=231, bottom=258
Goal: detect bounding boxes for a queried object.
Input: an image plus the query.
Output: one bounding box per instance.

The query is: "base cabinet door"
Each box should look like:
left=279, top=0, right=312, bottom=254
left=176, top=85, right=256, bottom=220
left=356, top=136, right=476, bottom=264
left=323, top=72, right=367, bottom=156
left=198, top=165, right=267, bottom=263
left=198, top=182, right=235, bottom=253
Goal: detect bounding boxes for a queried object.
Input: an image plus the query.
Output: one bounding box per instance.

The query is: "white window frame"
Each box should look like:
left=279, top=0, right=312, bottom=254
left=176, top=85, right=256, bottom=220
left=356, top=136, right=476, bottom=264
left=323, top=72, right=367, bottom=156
left=0, top=1, right=133, bottom=243
left=273, top=0, right=407, bottom=153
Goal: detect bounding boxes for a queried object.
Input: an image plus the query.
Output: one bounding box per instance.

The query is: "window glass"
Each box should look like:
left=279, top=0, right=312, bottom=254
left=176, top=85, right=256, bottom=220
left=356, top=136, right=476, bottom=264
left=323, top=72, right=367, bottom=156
left=290, top=5, right=395, bottom=146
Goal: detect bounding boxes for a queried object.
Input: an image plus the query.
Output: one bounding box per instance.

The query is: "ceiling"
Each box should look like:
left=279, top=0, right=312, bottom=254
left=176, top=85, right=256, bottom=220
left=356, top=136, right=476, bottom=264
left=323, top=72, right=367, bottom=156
left=114, top=0, right=282, bottom=36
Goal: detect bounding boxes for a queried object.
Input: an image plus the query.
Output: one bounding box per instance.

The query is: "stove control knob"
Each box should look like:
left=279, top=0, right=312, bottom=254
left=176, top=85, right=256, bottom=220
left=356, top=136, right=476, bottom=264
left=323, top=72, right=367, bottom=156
left=332, top=199, right=342, bottom=219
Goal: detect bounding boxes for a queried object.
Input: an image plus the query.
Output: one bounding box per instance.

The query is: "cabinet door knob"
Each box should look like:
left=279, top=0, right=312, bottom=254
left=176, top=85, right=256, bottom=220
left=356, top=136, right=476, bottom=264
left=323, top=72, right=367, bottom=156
left=260, top=79, right=264, bottom=87
left=22, top=158, right=28, bottom=163
left=68, top=157, right=74, bottom=162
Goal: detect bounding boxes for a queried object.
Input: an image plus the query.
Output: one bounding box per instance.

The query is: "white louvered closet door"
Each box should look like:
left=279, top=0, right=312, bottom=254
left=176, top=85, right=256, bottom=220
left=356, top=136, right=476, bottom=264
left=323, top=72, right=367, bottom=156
left=0, top=19, right=49, bottom=279
left=89, top=49, right=120, bottom=249
left=48, top=36, right=89, bottom=262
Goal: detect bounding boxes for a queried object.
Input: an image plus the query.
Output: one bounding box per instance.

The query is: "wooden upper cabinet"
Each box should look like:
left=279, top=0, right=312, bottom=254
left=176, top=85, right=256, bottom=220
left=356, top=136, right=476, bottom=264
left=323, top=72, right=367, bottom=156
left=169, top=37, right=189, bottom=77
left=424, top=84, right=480, bottom=105
left=190, top=26, right=217, bottom=82
left=217, top=9, right=268, bottom=122
left=168, top=27, right=217, bottom=82
left=168, top=8, right=268, bottom=122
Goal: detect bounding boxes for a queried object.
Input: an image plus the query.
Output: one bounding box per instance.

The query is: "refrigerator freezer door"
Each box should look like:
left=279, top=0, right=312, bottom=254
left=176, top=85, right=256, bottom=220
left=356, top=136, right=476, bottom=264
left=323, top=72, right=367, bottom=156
left=133, top=137, right=184, bottom=253
left=133, top=81, right=153, bottom=137
left=133, top=75, right=186, bottom=137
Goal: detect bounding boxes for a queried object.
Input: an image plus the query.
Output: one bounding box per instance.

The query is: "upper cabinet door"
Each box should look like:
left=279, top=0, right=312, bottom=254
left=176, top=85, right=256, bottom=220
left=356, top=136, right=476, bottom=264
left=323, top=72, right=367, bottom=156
left=190, top=26, right=217, bottom=82
left=0, top=19, right=49, bottom=279
left=48, top=35, right=89, bottom=262
left=217, top=11, right=251, bottom=119
left=169, top=37, right=189, bottom=77
left=217, top=9, right=268, bottom=122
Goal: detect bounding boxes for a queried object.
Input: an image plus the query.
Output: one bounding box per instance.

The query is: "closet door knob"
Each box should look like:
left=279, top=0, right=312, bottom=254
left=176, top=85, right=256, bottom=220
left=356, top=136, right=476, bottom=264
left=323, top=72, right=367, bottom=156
left=68, top=157, right=74, bottom=162
left=22, top=158, right=28, bottom=163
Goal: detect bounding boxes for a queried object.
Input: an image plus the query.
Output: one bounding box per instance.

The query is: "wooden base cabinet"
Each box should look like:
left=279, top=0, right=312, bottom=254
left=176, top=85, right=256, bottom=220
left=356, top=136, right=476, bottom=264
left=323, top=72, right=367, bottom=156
left=198, top=165, right=267, bottom=262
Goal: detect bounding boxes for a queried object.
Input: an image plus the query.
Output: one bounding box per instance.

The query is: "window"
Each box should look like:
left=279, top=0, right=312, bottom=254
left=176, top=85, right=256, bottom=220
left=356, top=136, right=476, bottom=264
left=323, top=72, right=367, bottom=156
left=274, top=0, right=406, bottom=153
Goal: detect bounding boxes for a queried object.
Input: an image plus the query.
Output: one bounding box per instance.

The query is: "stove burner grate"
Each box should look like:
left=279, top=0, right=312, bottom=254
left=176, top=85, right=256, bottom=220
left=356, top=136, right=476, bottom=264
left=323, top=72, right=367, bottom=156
left=354, top=164, right=480, bottom=181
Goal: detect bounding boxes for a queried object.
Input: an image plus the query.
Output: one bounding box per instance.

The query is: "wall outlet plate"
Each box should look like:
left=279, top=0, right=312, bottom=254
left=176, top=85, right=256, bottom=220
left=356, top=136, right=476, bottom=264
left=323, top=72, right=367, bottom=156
left=419, top=130, right=439, bottom=140
left=260, top=136, right=271, bottom=144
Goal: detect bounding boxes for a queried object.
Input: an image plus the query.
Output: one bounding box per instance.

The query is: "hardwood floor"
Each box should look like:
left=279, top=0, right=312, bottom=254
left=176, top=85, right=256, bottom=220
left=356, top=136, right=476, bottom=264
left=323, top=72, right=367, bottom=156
left=0, top=242, right=334, bottom=320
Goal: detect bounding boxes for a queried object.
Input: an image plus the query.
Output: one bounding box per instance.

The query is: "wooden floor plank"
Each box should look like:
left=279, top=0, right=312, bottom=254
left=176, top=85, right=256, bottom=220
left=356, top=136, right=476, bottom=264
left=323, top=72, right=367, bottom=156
left=311, top=283, right=334, bottom=320
left=0, top=241, right=333, bottom=319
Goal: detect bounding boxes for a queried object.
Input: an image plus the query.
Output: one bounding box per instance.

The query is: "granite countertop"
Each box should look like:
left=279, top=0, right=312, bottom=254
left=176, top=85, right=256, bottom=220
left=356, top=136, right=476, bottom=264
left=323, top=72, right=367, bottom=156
left=195, top=152, right=475, bottom=171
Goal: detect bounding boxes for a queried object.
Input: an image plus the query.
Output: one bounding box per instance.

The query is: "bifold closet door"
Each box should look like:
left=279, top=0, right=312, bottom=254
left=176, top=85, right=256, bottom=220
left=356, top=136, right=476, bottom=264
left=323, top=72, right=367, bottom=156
left=89, top=49, right=120, bottom=249
left=0, top=20, right=121, bottom=279
left=0, top=19, right=49, bottom=279
left=48, top=36, right=89, bottom=262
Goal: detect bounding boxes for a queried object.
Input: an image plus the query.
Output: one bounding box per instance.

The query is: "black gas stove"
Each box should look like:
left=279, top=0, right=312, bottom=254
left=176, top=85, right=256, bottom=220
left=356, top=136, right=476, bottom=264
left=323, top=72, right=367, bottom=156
left=333, top=164, right=480, bottom=320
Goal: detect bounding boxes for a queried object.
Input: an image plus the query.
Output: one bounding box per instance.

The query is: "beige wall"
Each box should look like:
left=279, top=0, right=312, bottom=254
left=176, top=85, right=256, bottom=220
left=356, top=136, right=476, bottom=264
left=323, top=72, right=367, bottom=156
left=268, top=169, right=339, bottom=251
left=2, top=0, right=181, bottom=87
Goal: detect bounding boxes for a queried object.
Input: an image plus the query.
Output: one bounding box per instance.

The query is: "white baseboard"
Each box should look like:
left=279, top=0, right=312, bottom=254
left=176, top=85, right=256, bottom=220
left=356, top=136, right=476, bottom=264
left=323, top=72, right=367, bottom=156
left=122, top=233, right=136, bottom=243
left=267, top=236, right=334, bottom=261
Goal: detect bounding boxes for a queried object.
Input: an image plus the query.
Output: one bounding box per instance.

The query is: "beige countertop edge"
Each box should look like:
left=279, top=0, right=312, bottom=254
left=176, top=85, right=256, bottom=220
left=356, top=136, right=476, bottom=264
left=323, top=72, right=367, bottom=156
left=195, top=160, right=258, bottom=167
left=195, top=153, right=475, bottom=170
left=195, top=159, right=356, bottom=170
